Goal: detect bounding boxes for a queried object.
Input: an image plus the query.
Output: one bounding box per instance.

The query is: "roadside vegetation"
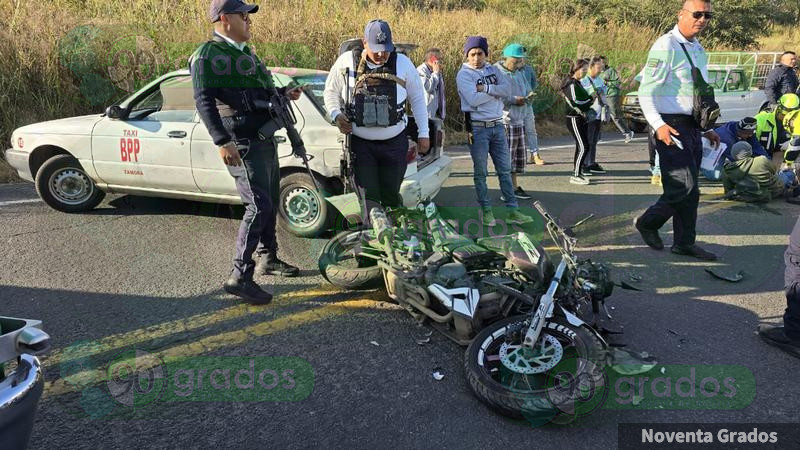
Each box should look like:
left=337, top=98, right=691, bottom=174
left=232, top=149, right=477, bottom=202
left=0, top=0, right=797, bottom=178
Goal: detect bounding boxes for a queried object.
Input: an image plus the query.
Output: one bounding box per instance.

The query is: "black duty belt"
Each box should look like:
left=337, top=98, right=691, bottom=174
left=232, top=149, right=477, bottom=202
left=661, top=114, right=697, bottom=127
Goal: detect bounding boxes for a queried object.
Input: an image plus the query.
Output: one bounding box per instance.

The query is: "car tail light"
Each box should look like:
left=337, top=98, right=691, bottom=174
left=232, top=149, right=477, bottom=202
left=436, top=129, right=444, bottom=149
left=17, top=137, right=23, bottom=149
left=407, top=141, right=418, bottom=164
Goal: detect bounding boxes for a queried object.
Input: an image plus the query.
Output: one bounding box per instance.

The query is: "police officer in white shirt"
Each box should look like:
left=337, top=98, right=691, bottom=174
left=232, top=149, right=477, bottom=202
left=634, top=0, right=721, bottom=261
left=323, top=20, right=429, bottom=218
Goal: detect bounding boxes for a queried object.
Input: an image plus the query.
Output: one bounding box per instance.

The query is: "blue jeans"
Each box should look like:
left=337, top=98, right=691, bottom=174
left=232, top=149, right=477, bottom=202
left=523, top=107, right=539, bottom=154
left=469, top=124, right=518, bottom=208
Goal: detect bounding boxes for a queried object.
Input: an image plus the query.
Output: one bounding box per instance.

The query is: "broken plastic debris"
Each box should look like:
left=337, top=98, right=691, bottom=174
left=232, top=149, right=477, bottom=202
left=370, top=341, right=380, bottom=346
left=628, top=273, right=643, bottom=282
left=632, top=395, right=644, bottom=406
left=416, top=337, right=431, bottom=345
left=705, top=268, right=744, bottom=283
left=618, top=281, right=643, bottom=291
left=667, top=329, right=679, bottom=335
left=432, top=368, right=445, bottom=381
left=400, top=392, right=411, bottom=399
left=425, top=330, right=433, bottom=337
left=609, top=347, right=658, bottom=375
left=660, top=367, right=666, bottom=374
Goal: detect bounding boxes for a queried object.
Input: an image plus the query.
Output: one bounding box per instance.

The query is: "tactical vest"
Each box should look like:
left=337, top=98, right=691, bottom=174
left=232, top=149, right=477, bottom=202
left=351, top=50, right=406, bottom=127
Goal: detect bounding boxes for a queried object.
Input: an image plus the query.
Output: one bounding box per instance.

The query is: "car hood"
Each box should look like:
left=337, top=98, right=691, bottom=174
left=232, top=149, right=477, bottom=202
left=15, top=114, right=103, bottom=135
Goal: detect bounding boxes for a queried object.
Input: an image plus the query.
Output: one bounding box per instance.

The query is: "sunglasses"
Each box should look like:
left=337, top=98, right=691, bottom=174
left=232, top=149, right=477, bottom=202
left=683, top=9, right=714, bottom=20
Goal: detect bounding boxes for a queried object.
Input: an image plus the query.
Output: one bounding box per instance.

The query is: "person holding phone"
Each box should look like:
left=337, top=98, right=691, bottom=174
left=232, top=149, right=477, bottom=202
left=417, top=48, right=446, bottom=121
left=634, top=0, right=721, bottom=261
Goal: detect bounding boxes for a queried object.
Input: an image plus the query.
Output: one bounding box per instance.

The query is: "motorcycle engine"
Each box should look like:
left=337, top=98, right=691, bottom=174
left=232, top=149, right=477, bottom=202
left=575, top=259, right=614, bottom=298
left=431, top=262, right=472, bottom=289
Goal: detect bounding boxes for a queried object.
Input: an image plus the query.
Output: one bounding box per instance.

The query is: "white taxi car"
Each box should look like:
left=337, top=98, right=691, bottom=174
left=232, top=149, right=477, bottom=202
left=4, top=68, right=452, bottom=236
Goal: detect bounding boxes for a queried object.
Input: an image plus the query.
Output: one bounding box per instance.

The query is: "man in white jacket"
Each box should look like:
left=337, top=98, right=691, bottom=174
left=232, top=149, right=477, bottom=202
left=417, top=48, right=446, bottom=121
left=323, top=20, right=429, bottom=217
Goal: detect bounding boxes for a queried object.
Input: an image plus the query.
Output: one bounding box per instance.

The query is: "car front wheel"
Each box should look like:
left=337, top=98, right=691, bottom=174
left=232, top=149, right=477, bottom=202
left=34, top=154, right=105, bottom=213
left=278, top=172, right=334, bottom=237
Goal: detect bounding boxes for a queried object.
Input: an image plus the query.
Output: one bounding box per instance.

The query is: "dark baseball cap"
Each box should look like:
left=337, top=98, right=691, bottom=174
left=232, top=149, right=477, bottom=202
left=209, top=0, right=258, bottom=23
left=364, top=19, right=394, bottom=53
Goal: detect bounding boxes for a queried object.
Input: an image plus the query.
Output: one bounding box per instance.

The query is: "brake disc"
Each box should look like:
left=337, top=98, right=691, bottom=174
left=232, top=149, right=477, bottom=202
left=499, top=334, right=563, bottom=374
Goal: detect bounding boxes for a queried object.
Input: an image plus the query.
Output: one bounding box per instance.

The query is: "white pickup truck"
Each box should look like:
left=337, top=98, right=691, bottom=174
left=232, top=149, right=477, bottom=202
left=4, top=68, right=452, bottom=237
left=622, top=64, right=769, bottom=132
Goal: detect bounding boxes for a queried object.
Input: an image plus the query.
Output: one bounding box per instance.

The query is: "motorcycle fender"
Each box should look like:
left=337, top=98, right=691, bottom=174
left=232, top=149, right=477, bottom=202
left=559, top=306, right=585, bottom=327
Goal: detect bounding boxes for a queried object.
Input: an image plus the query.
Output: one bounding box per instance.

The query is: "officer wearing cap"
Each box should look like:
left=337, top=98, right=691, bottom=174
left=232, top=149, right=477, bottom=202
left=755, top=93, right=799, bottom=158
left=190, top=0, right=304, bottom=305
left=323, top=19, right=430, bottom=218
left=633, top=0, right=721, bottom=262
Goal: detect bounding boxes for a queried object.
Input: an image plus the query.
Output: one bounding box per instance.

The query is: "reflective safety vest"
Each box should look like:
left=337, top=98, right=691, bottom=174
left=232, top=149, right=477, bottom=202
left=755, top=110, right=791, bottom=153
left=785, top=109, right=800, bottom=137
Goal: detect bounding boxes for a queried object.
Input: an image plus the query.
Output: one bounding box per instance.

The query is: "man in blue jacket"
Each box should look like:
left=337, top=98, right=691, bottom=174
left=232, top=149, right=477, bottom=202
left=701, top=117, right=765, bottom=180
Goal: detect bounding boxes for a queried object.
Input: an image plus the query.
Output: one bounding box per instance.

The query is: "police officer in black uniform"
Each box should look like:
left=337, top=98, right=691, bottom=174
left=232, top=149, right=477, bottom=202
left=191, top=0, right=303, bottom=304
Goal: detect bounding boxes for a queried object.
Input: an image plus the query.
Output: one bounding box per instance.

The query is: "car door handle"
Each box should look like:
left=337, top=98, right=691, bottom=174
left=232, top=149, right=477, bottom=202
left=167, top=130, right=187, bottom=138
left=274, top=136, right=287, bottom=143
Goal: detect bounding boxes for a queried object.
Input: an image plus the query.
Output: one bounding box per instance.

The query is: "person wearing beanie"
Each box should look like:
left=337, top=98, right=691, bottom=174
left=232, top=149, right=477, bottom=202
left=495, top=43, right=533, bottom=201
left=722, top=141, right=786, bottom=202
left=457, top=36, right=533, bottom=226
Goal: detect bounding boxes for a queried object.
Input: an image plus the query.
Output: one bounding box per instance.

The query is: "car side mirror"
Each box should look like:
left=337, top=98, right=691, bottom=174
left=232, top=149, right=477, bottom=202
left=105, top=105, right=124, bottom=119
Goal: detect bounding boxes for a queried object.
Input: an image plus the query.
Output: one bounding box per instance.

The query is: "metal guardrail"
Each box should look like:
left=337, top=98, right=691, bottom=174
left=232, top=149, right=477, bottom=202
left=707, top=52, right=784, bottom=89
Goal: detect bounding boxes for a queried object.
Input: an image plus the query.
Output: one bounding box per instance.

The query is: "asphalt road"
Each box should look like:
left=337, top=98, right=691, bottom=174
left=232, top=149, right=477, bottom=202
left=2, top=136, right=799, bottom=449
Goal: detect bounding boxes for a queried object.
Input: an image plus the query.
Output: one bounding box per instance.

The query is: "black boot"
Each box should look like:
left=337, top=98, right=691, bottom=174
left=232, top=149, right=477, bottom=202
left=223, top=278, right=273, bottom=305
left=633, top=216, right=664, bottom=250
left=257, top=254, right=300, bottom=277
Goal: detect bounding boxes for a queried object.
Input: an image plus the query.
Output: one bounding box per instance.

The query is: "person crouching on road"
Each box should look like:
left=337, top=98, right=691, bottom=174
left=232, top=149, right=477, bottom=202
left=495, top=43, right=533, bottom=201
left=190, top=0, right=303, bottom=305
left=721, top=141, right=795, bottom=203
left=561, top=58, right=594, bottom=185
left=323, top=20, right=430, bottom=219
left=457, top=36, right=534, bottom=227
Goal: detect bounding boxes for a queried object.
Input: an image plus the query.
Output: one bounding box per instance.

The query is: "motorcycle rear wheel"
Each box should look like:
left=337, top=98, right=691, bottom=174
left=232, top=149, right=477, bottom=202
left=318, top=230, right=384, bottom=290
left=464, top=315, right=607, bottom=423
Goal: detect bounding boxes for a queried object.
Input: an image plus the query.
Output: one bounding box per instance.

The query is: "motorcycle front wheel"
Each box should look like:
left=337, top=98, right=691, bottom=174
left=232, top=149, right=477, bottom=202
left=318, top=230, right=384, bottom=290
left=464, top=315, right=607, bottom=424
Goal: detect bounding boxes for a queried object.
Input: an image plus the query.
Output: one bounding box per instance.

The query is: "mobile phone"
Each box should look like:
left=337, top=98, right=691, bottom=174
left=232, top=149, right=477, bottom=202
left=671, top=135, right=684, bottom=150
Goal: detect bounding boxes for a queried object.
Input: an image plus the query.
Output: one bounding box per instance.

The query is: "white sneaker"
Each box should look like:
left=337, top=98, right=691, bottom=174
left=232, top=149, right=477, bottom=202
left=570, top=175, right=590, bottom=185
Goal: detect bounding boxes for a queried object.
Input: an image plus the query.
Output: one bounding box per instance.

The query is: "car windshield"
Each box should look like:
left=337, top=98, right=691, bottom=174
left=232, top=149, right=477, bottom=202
left=291, top=73, right=328, bottom=116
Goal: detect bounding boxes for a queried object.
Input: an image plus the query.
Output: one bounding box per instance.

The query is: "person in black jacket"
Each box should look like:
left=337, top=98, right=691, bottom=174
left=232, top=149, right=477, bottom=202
left=765, top=52, right=799, bottom=107
left=190, top=0, right=304, bottom=305
left=758, top=215, right=800, bottom=358
left=561, top=59, right=594, bottom=185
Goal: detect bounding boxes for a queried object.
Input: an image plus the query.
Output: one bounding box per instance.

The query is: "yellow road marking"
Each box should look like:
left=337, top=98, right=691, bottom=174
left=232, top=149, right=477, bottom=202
left=44, top=286, right=347, bottom=369
left=45, top=299, right=383, bottom=397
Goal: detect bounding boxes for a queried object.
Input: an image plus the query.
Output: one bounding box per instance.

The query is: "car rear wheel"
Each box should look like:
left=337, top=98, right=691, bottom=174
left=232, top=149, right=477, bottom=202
left=278, top=172, right=334, bottom=237
left=34, top=154, right=105, bottom=213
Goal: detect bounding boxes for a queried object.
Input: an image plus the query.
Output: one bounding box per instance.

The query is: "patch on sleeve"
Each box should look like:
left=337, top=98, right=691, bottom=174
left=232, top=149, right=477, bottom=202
left=646, top=58, right=663, bottom=69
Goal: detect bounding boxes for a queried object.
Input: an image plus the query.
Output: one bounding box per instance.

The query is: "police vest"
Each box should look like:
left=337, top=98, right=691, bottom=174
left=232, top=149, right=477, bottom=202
left=755, top=111, right=789, bottom=153
left=351, top=50, right=406, bottom=127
